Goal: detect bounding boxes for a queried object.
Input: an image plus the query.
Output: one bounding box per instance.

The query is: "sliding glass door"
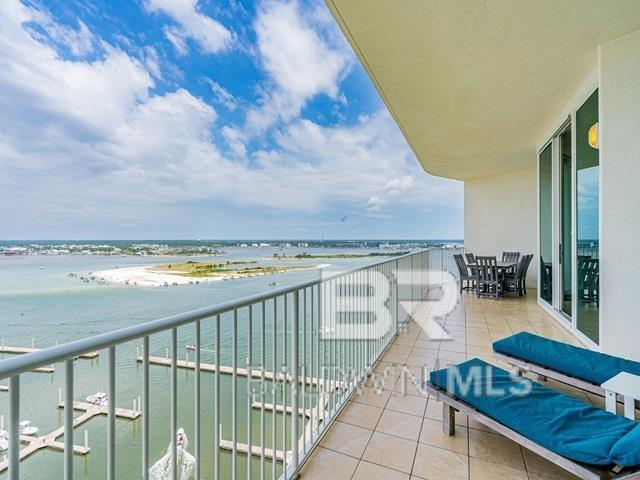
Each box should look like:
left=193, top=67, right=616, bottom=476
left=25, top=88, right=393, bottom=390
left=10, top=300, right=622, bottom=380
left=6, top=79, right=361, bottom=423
left=537, top=88, right=600, bottom=345
left=539, top=144, right=553, bottom=305
left=560, top=127, right=572, bottom=318
left=576, top=90, right=599, bottom=343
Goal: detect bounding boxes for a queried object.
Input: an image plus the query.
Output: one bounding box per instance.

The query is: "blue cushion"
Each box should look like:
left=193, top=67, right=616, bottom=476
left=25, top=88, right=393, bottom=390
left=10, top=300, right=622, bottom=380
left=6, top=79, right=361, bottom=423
left=430, top=358, right=640, bottom=466
left=493, top=331, right=640, bottom=386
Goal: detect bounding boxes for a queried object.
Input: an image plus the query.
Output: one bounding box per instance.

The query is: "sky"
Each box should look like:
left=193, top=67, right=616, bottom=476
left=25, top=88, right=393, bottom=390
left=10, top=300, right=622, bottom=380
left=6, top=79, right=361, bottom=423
left=0, top=0, right=463, bottom=240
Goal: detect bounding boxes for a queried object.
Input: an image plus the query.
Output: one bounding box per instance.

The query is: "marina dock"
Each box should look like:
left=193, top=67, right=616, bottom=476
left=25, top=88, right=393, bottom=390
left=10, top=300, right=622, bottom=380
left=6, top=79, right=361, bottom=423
left=0, top=344, right=99, bottom=359
left=138, top=355, right=347, bottom=389
left=219, top=439, right=288, bottom=462
left=0, top=401, right=140, bottom=473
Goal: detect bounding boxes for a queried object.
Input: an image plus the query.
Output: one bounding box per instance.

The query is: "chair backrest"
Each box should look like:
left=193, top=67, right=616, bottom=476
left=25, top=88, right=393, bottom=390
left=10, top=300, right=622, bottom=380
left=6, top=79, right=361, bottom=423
left=522, top=254, right=533, bottom=277
left=465, top=252, right=475, bottom=264
left=502, top=251, right=520, bottom=262
left=514, top=255, right=528, bottom=281
left=476, top=256, right=499, bottom=282
left=453, top=254, right=469, bottom=277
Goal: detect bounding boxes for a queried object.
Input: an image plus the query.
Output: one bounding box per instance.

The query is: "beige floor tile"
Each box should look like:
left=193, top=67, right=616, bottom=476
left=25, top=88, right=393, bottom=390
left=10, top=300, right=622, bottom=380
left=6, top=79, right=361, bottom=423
left=299, top=446, right=359, bottom=480
left=419, top=417, right=468, bottom=455
left=352, top=385, right=392, bottom=408
left=320, top=420, right=372, bottom=457
left=469, top=457, right=527, bottom=480
left=376, top=409, right=422, bottom=441
left=338, top=401, right=384, bottom=430
left=468, top=429, right=525, bottom=471
left=386, top=391, right=428, bottom=416
left=411, top=443, right=468, bottom=480
left=362, top=431, right=417, bottom=473
left=352, top=460, right=410, bottom=480
left=521, top=448, right=580, bottom=479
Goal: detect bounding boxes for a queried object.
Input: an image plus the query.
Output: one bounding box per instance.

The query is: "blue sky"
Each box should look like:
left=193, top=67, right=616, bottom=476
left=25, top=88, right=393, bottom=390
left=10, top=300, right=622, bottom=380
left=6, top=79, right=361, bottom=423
left=0, top=0, right=463, bottom=240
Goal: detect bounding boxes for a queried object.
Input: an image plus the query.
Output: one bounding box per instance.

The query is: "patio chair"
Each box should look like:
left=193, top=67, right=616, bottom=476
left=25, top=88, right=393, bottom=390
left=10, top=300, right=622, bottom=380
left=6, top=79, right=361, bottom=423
left=502, top=251, right=520, bottom=262
left=475, top=256, right=502, bottom=299
left=502, top=255, right=528, bottom=296
left=520, top=254, right=533, bottom=294
left=493, top=331, right=640, bottom=406
left=426, top=358, right=640, bottom=480
left=453, top=254, right=477, bottom=293
left=464, top=252, right=477, bottom=275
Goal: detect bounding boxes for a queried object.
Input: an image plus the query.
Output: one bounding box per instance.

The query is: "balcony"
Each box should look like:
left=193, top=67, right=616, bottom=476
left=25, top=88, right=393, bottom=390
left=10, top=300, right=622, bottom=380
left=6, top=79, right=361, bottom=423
left=0, top=248, right=459, bottom=480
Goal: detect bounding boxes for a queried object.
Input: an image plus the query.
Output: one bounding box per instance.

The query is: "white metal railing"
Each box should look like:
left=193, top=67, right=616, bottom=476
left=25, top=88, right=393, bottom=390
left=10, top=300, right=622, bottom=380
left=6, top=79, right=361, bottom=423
left=0, top=247, right=462, bottom=480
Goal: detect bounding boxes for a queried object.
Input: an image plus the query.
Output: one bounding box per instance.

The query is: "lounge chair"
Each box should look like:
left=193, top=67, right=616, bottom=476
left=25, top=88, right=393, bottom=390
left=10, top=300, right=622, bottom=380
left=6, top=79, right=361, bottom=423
left=426, top=358, right=640, bottom=479
left=493, top=331, right=640, bottom=404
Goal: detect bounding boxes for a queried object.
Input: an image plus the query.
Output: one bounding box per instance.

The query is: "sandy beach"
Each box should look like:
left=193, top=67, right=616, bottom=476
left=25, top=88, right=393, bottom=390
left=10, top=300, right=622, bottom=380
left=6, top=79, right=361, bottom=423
left=88, top=263, right=329, bottom=287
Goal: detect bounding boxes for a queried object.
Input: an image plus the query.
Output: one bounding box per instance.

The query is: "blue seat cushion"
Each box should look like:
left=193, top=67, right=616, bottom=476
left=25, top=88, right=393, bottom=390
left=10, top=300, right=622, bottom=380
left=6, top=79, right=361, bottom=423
left=430, top=358, right=640, bottom=467
left=493, top=331, right=640, bottom=386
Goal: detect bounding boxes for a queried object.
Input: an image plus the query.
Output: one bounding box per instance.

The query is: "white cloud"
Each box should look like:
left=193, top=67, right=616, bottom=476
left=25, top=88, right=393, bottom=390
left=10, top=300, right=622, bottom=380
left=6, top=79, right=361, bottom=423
left=207, top=80, right=237, bottom=111
left=144, top=0, right=232, bottom=55
left=0, top=0, right=462, bottom=237
left=244, top=0, right=352, bottom=136
left=26, top=7, right=94, bottom=57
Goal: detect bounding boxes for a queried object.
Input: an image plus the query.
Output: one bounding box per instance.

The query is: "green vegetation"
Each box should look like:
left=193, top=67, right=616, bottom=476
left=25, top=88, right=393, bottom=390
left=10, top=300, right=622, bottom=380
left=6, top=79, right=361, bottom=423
left=151, top=261, right=317, bottom=278
left=272, top=251, right=409, bottom=260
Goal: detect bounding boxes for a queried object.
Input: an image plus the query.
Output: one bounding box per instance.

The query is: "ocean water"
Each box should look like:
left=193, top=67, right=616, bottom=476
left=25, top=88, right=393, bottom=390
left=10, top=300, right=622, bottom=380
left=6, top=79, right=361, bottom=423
left=0, top=247, right=397, bottom=480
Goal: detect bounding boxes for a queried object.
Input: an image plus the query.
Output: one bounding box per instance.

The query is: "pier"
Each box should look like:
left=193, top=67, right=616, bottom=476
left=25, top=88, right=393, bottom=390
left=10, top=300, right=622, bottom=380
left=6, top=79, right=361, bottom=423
left=219, top=439, right=288, bottom=462
left=0, top=402, right=140, bottom=473
left=0, top=344, right=98, bottom=359
left=138, top=355, right=347, bottom=389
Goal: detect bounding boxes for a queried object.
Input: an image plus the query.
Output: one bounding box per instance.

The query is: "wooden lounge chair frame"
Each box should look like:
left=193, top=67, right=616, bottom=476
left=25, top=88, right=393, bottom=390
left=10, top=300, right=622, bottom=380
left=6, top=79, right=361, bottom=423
left=494, top=351, right=640, bottom=408
left=425, top=381, right=640, bottom=480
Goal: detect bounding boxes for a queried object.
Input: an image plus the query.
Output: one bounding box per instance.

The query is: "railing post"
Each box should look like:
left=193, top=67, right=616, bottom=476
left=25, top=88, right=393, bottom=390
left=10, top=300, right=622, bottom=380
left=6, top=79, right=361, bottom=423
left=64, top=359, right=74, bottom=480
left=291, top=290, right=299, bottom=477
left=107, top=346, right=116, bottom=480
left=9, top=375, right=19, bottom=480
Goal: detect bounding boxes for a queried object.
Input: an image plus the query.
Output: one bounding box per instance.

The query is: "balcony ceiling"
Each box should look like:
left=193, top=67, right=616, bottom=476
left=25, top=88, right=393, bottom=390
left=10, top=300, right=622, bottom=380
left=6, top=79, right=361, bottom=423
left=326, top=0, right=640, bottom=180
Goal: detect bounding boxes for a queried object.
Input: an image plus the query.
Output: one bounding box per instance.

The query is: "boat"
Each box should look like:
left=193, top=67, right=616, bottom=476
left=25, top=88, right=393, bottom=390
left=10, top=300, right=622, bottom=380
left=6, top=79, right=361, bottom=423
left=86, top=392, right=108, bottom=407
left=0, top=430, right=8, bottom=451
left=19, top=420, right=38, bottom=436
left=186, top=344, right=196, bottom=352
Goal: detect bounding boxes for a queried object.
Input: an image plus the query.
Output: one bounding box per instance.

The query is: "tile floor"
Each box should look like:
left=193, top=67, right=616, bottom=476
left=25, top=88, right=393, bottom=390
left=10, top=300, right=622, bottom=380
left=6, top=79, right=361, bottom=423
left=299, top=283, right=601, bottom=480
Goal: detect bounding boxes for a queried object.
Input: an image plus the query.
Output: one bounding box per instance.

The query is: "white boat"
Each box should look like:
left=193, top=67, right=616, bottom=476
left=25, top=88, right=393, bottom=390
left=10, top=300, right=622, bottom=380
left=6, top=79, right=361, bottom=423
left=19, top=420, right=38, bottom=436
left=0, top=430, right=8, bottom=451
left=86, top=392, right=108, bottom=407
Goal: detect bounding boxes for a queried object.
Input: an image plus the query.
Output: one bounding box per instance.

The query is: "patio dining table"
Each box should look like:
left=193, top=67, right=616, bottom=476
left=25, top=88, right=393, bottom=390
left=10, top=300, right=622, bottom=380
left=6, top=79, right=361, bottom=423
left=466, top=260, right=518, bottom=272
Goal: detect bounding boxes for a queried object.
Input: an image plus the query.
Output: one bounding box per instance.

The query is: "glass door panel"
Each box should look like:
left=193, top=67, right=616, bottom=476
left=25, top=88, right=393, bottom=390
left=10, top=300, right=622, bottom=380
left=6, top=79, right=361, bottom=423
left=560, top=128, right=572, bottom=318
left=539, top=144, right=553, bottom=304
left=576, top=90, right=599, bottom=343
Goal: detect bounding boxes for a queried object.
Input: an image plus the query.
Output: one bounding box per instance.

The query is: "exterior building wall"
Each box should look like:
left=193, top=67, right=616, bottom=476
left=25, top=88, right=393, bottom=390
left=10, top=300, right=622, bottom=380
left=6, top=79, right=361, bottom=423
left=464, top=167, right=538, bottom=288
left=598, top=29, right=640, bottom=359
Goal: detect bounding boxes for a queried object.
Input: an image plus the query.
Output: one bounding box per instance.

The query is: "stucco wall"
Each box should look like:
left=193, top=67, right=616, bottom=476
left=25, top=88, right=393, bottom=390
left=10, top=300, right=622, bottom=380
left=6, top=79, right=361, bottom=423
left=599, top=29, right=640, bottom=359
left=464, top=167, right=538, bottom=289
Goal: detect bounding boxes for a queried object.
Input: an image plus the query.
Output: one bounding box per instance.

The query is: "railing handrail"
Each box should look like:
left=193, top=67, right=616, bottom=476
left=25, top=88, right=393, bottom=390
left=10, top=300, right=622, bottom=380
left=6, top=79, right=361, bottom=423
left=0, top=248, right=430, bottom=380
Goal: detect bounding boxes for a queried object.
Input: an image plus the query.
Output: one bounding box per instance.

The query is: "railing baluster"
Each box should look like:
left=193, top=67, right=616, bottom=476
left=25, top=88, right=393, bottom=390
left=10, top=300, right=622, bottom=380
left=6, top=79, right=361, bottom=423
left=291, top=290, right=299, bottom=476
left=260, top=301, right=266, bottom=480
left=195, top=321, right=201, bottom=480
left=214, top=315, right=220, bottom=480
left=247, top=306, right=252, bottom=480
left=271, top=298, right=277, bottom=480
left=171, top=328, right=177, bottom=480
left=316, top=282, right=321, bottom=439
left=64, top=359, right=74, bottom=480
left=282, top=295, right=287, bottom=475
left=142, top=336, right=150, bottom=480
left=232, top=310, right=238, bottom=480
left=302, top=287, right=307, bottom=456
left=9, top=375, right=20, bottom=480
left=107, top=346, right=116, bottom=480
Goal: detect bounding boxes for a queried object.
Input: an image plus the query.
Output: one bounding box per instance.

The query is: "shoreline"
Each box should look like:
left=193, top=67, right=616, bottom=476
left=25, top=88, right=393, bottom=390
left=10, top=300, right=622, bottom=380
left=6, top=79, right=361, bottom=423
left=86, top=263, right=330, bottom=288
